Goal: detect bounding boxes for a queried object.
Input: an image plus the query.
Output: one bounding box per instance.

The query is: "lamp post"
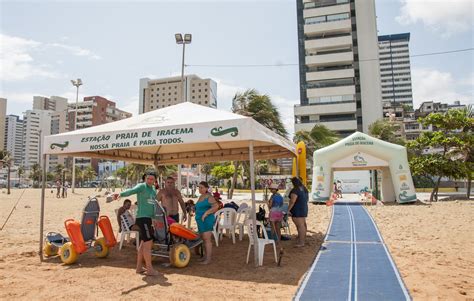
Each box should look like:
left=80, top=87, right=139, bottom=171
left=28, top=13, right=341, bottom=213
left=175, top=33, right=191, bottom=191
left=70, top=78, right=83, bottom=193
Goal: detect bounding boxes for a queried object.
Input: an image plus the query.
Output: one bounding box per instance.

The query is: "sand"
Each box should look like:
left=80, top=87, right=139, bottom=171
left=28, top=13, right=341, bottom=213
left=366, top=200, right=474, bottom=300
left=0, top=189, right=472, bottom=300
left=0, top=188, right=329, bottom=300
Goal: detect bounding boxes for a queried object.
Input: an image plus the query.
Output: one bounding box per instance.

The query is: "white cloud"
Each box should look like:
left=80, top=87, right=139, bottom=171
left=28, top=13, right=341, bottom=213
left=0, top=33, right=101, bottom=81
left=412, top=68, right=473, bottom=107
left=49, top=43, right=101, bottom=60
left=396, top=0, right=474, bottom=37
left=120, top=96, right=139, bottom=116
left=0, top=34, right=60, bottom=81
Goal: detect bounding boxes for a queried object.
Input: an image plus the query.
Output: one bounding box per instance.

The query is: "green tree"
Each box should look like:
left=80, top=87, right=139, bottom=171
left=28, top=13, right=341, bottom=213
left=210, top=163, right=235, bottom=186
left=407, top=108, right=473, bottom=201
left=29, top=163, right=42, bottom=188
left=0, top=150, right=12, bottom=194
left=200, top=164, right=214, bottom=182
left=156, top=165, right=177, bottom=187
left=368, top=119, right=405, bottom=145
left=293, top=124, right=340, bottom=164
left=17, top=165, right=25, bottom=186
left=75, top=168, right=84, bottom=187
left=54, top=164, right=64, bottom=180
left=83, top=166, right=97, bottom=183
left=229, top=89, right=288, bottom=197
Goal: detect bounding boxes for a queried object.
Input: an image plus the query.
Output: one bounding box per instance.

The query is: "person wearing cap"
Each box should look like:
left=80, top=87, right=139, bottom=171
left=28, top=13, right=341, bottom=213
left=112, top=171, right=159, bottom=276
left=268, top=183, right=285, bottom=241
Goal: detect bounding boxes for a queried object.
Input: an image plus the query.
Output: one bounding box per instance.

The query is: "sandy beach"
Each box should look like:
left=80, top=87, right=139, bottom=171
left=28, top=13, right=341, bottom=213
left=0, top=188, right=473, bottom=300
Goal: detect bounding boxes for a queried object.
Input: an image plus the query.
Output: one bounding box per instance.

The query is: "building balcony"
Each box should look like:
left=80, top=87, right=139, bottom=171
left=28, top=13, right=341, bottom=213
left=305, top=35, right=352, bottom=51
left=305, top=51, right=353, bottom=67
left=295, top=102, right=356, bottom=116
left=295, top=119, right=357, bottom=132
left=304, top=19, right=352, bottom=36
left=306, top=68, right=354, bottom=81
left=307, top=85, right=356, bottom=98
left=303, top=3, right=350, bottom=19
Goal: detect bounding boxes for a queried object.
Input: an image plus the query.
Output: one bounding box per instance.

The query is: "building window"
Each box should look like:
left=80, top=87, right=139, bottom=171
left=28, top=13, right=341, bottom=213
left=157, top=88, right=159, bottom=91
left=205, top=101, right=208, bottom=104
left=198, top=89, right=201, bottom=92
left=192, top=96, right=195, bottom=99
left=192, top=90, right=195, bottom=93
left=198, top=95, right=201, bottom=98
left=205, top=88, right=208, bottom=92
left=192, top=84, right=195, bottom=87
left=205, top=95, right=208, bottom=98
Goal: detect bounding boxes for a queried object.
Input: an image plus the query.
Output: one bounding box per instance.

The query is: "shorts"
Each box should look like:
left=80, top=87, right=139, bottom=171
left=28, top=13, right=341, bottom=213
left=135, top=217, right=154, bottom=242
left=169, top=214, right=179, bottom=224
left=269, top=211, right=284, bottom=222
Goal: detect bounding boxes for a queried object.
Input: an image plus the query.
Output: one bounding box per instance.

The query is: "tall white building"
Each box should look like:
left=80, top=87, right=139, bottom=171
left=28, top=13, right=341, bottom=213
left=22, top=110, right=51, bottom=169
left=139, top=75, right=217, bottom=114
left=378, top=33, right=413, bottom=106
left=33, top=96, right=70, bottom=170
left=0, top=98, right=6, bottom=151
left=4, top=115, right=24, bottom=165
left=294, top=0, right=383, bottom=136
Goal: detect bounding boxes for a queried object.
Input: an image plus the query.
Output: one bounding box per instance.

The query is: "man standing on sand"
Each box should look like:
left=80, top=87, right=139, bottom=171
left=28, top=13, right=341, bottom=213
left=112, top=171, right=159, bottom=276
left=157, top=177, right=187, bottom=224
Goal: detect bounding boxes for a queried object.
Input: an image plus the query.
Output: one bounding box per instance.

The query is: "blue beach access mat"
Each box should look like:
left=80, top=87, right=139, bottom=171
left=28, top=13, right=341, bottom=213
left=294, top=202, right=411, bottom=301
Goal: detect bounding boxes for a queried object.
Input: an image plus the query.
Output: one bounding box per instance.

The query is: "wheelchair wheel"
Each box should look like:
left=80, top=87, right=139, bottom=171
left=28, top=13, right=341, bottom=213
left=93, top=238, right=109, bottom=258
left=60, top=242, right=78, bottom=264
left=43, top=242, right=58, bottom=257
left=170, top=244, right=190, bottom=268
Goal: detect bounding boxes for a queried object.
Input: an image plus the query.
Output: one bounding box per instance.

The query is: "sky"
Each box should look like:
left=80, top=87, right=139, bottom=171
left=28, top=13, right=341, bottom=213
left=1, top=0, right=473, bottom=136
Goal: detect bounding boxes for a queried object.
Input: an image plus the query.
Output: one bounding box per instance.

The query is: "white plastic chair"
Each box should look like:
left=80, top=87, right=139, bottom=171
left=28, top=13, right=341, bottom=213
left=119, top=211, right=139, bottom=251
left=213, top=208, right=237, bottom=245
left=245, top=220, right=277, bottom=266
left=235, top=207, right=251, bottom=241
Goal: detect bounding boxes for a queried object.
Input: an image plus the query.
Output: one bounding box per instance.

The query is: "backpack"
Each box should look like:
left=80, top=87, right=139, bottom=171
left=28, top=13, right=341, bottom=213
left=223, top=201, right=239, bottom=211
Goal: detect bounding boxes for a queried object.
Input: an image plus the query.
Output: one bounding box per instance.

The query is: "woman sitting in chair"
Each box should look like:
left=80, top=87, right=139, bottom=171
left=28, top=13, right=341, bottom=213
left=268, top=183, right=284, bottom=241
left=195, top=181, right=219, bottom=264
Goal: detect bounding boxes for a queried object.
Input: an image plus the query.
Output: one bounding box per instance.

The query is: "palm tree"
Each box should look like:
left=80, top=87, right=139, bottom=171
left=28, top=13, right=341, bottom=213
left=29, top=163, right=42, bottom=188
left=54, top=164, right=64, bottom=181
left=229, top=89, right=288, bottom=198
left=368, top=119, right=405, bottom=145
left=0, top=150, right=12, bottom=194
left=156, top=165, right=177, bottom=187
left=294, top=124, right=340, bottom=164
left=17, top=165, right=24, bottom=186
left=83, top=166, right=97, bottom=183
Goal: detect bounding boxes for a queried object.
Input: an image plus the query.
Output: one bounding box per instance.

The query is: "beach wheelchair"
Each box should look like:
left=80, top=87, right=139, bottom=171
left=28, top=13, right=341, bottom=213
left=151, top=201, right=203, bottom=268
left=43, top=196, right=117, bottom=264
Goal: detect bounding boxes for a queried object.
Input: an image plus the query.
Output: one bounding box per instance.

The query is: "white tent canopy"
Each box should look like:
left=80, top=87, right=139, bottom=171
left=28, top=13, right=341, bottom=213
left=39, top=102, right=296, bottom=266
left=311, top=132, right=417, bottom=203
left=43, top=102, right=295, bottom=164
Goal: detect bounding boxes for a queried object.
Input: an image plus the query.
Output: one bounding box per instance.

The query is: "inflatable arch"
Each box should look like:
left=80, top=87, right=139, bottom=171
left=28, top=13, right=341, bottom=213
left=311, top=132, right=417, bottom=204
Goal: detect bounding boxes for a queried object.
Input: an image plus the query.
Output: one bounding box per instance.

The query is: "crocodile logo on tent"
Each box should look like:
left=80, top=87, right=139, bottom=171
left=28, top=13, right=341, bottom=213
left=50, top=141, right=69, bottom=151
left=210, top=127, right=238, bottom=137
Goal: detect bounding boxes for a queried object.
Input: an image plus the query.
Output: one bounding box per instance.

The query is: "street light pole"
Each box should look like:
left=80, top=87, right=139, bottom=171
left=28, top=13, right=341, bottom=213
left=175, top=33, right=192, bottom=191
left=71, top=78, right=83, bottom=193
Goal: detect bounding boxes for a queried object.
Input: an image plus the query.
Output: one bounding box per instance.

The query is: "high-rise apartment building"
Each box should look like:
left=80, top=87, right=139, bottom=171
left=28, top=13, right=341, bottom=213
left=33, top=96, right=68, bottom=112
left=33, top=96, right=70, bottom=170
left=139, top=75, right=217, bottom=114
left=378, top=33, right=413, bottom=106
left=4, top=115, right=24, bottom=165
left=294, top=0, right=383, bottom=136
left=0, top=98, right=6, bottom=151
left=22, top=110, right=51, bottom=169
left=68, top=96, right=132, bottom=171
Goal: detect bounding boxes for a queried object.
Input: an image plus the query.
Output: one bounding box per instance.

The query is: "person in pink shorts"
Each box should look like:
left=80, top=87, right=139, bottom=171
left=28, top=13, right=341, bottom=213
left=268, top=183, right=284, bottom=241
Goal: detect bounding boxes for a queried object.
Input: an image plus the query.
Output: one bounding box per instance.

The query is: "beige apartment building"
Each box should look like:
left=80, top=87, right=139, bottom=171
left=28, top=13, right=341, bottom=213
left=139, top=74, right=217, bottom=114
left=0, top=98, right=6, bottom=151
left=294, top=0, right=383, bottom=136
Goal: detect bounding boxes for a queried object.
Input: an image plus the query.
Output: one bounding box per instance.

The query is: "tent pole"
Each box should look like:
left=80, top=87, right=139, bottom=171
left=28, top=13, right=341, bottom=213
left=39, top=154, right=47, bottom=262
left=249, top=141, right=259, bottom=267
